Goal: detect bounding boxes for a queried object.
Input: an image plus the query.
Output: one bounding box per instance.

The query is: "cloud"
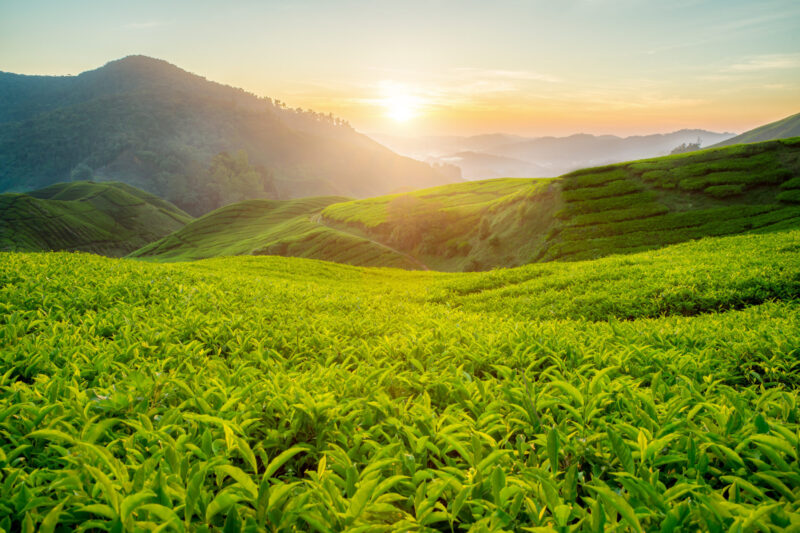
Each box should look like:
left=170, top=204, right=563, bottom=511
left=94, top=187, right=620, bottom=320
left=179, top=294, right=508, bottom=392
left=723, top=53, right=800, bottom=72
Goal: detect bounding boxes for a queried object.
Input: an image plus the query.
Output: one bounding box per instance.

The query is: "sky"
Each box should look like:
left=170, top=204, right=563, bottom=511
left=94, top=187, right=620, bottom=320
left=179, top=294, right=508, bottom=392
left=1, top=0, right=799, bottom=137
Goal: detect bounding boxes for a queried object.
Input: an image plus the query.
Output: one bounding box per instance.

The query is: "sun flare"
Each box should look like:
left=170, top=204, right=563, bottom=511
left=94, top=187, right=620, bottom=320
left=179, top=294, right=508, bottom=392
left=380, top=83, right=422, bottom=123
left=385, top=94, right=416, bottom=122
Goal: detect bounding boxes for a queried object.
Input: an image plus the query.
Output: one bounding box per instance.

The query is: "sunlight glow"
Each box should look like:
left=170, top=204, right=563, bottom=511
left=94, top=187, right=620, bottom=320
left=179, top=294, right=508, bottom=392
left=380, top=83, right=422, bottom=122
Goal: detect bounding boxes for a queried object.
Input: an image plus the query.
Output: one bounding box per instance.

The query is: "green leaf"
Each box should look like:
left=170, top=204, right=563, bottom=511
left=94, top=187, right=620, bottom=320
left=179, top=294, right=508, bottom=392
left=263, top=446, right=309, bottom=480
left=547, top=427, right=560, bottom=473
left=138, top=504, right=184, bottom=532
left=206, top=492, right=241, bottom=522
left=39, top=498, right=68, bottom=533
left=607, top=428, right=635, bottom=474
left=589, top=485, right=643, bottom=533
left=216, top=465, right=258, bottom=499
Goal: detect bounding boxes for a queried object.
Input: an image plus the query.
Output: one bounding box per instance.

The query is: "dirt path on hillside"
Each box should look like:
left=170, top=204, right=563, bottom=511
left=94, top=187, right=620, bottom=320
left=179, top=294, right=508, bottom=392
left=310, top=214, right=430, bottom=271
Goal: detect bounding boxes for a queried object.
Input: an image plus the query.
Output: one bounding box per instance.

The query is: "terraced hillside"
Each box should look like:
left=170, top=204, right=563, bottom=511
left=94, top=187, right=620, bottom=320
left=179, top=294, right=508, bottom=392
left=2, top=230, right=800, bottom=531
left=0, top=181, right=192, bottom=256
left=320, top=178, right=560, bottom=271
left=130, top=196, right=422, bottom=269
left=321, top=137, right=800, bottom=269
left=546, top=136, right=800, bottom=261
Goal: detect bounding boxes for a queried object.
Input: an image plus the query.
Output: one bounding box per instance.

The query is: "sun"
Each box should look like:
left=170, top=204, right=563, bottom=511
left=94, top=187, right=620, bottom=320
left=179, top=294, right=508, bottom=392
left=385, top=94, right=416, bottom=122
left=379, top=83, right=421, bottom=123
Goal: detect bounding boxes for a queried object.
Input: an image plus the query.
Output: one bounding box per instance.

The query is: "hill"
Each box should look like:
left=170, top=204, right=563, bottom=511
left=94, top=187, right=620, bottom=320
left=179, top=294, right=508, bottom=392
left=711, top=112, right=800, bottom=147
left=2, top=229, right=800, bottom=531
left=130, top=196, right=422, bottom=269
left=321, top=137, right=800, bottom=270
left=372, top=129, right=736, bottom=179
left=0, top=56, right=456, bottom=215
left=0, top=181, right=191, bottom=256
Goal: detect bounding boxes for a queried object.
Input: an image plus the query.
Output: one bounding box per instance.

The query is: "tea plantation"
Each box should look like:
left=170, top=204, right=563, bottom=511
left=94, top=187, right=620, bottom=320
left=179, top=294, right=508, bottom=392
left=0, top=182, right=192, bottom=257
left=2, top=229, right=800, bottom=531
left=320, top=137, right=800, bottom=270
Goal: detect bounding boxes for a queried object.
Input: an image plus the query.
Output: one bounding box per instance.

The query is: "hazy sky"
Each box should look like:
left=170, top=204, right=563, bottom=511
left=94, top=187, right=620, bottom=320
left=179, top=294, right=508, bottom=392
left=1, top=0, right=799, bottom=137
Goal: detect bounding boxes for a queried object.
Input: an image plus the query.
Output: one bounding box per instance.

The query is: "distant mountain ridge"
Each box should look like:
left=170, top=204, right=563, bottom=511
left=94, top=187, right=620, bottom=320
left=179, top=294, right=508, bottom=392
left=0, top=56, right=456, bottom=215
left=372, top=129, right=736, bottom=179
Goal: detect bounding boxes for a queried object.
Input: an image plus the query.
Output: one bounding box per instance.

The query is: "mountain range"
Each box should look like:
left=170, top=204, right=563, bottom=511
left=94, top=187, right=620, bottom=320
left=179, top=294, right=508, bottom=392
left=0, top=56, right=456, bottom=215
left=371, top=129, right=737, bottom=179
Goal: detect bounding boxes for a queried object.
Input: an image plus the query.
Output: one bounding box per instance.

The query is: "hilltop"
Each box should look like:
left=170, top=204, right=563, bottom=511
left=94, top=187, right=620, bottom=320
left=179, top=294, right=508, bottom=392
left=0, top=56, right=456, bottom=215
left=0, top=181, right=191, bottom=256
left=711, top=112, right=800, bottom=148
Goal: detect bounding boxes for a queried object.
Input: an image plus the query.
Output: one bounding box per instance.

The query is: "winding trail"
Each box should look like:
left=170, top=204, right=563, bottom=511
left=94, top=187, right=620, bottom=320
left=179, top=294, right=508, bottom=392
left=310, top=214, right=430, bottom=271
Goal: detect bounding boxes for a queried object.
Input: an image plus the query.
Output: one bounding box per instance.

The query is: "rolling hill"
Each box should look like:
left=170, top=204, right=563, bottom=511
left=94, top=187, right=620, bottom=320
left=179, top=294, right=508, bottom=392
left=0, top=55, right=456, bottom=215
left=0, top=181, right=192, bottom=256
left=320, top=137, right=800, bottom=270
left=711, top=112, right=800, bottom=147
left=134, top=137, right=800, bottom=271
left=130, top=196, right=422, bottom=269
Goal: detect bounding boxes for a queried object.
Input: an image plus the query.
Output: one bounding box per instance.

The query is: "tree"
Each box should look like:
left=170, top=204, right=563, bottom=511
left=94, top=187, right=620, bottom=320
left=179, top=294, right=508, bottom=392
left=671, top=138, right=702, bottom=155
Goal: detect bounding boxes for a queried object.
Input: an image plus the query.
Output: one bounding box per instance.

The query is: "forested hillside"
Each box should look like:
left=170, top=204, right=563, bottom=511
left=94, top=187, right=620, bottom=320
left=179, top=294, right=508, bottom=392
left=0, top=56, right=456, bottom=215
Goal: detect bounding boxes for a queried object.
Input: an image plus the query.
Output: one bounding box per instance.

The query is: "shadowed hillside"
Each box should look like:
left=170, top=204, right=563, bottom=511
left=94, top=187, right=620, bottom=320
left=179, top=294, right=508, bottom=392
left=130, top=196, right=422, bottom=269
left=0, top=56, right=456, bottom=215
left=0, top=181, right=191, bottom=256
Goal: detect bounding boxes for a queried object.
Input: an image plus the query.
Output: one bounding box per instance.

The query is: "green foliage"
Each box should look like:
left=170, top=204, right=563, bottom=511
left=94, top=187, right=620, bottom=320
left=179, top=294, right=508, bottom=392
left=0, top=181, right=191, bottom=256
left=561, top=179, right=642, bottom=202
left=2, top=229, right=800, bottom=531
left=131, top=196, right=420, bottom=269
left=201, top=151, right=277, bottom=209
left=777, top=190, right=800, bottom=204
left=556, top=191, right=657, bottom=217
left=128, top=137, right=800, bottom=272
left=542, top=138, right=800, bottom=261
left=704, top=184, right=745, bottom=198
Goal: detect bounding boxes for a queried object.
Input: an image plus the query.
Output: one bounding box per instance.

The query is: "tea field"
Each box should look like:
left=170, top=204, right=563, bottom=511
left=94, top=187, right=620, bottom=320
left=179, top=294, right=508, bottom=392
left=0, top=182, right=192, bottom=257
left=2, top=229, right=800, bottom=531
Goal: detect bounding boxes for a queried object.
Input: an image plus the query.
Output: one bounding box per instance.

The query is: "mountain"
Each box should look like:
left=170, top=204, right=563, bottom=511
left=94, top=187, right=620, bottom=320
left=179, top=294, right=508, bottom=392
left=711, top=112, right=800, bottom=147
left=438, top=151, right=550, bottom=179
left=0, top=181, right=192, bottom=256
left=0, top=56, right=456, bottom=215
left=372, top=129, right=736, bottom=179
left=130, top=196, right=422, bottom=269
left=320, top=137, right=800, bottom=270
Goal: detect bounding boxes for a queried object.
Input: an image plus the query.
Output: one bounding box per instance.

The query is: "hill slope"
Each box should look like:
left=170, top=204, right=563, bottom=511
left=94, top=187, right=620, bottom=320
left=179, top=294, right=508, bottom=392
left=2, top=229, right=800, bottom=531
left=712, top=112, right=800, bottom=147
left=0, top=55, right=455, bottom=215
left=321, top=137, right=800, bottom=270
left=0, top=181, right=191, bottom=256
left=130, top=196, right=422, bottom=269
